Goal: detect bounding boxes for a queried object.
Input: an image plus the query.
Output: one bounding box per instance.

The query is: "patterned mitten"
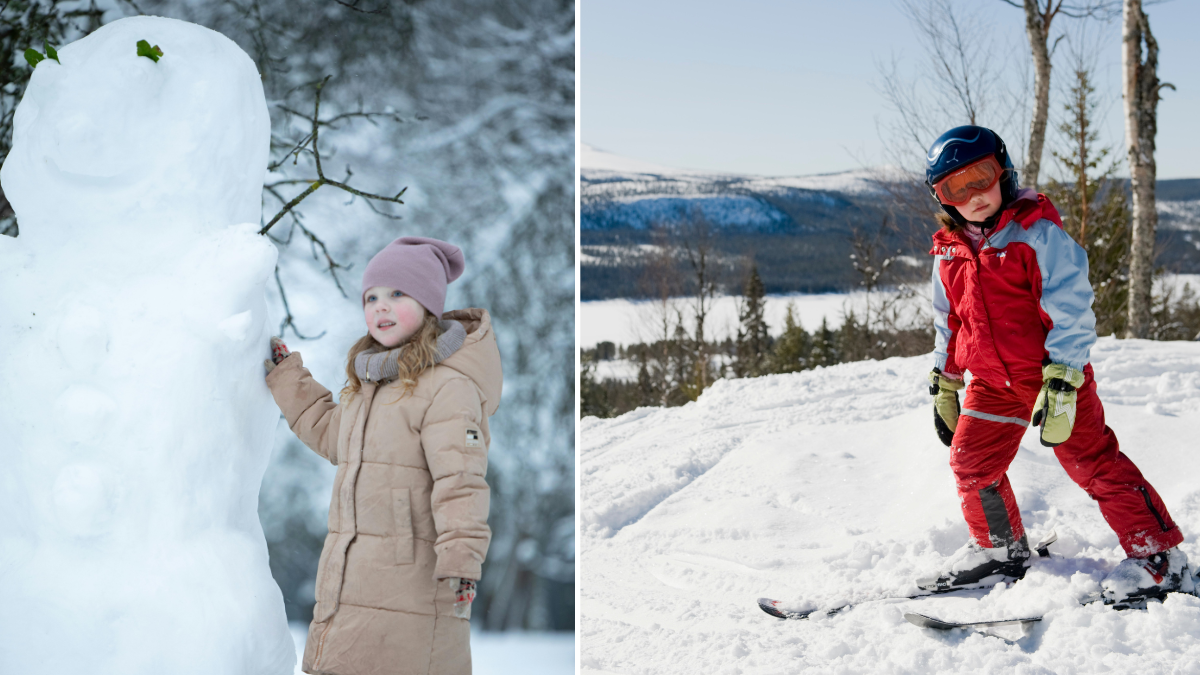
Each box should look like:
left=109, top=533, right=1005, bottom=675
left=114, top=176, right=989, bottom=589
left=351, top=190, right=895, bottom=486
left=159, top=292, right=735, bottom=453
left=264, top=336, right=291, bottom=374
left=1031, top=363, right=1085, bottom=447
left=928, top=368, right=964, bottom=447
left=451, top=578, right=476, bottom=619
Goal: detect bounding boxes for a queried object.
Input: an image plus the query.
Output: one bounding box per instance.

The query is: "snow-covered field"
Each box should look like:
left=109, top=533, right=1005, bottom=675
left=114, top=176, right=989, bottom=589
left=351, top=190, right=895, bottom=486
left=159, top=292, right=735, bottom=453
left=580, top=338, right=1200, bottom=673
left=288, top=624, right=574, bottom=674
left=582, top=274, right=1200, bottom=352
left=580, top=293, right=858, bottom=349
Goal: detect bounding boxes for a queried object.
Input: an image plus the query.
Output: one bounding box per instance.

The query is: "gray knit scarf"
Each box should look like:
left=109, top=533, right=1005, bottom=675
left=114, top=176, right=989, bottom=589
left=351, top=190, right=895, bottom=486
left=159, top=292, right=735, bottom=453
left=355, top=320, right=466, bottom=384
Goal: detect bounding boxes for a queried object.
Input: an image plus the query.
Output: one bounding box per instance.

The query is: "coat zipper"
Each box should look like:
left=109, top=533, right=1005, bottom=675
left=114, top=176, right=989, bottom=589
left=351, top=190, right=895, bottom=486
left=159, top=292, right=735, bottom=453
left=1138, top=485, right=1171, bottom=532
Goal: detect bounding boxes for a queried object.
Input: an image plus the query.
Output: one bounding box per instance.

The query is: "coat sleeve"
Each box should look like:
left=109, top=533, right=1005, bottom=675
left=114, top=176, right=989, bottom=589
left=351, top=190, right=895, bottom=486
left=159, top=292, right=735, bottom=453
left=421, top=376, right=491, bottom=581
left=931, top=257, right=963, bottom=377
left=264, top=352, right=341, bottom=465
left=1026, top=220, right=1097, bottom=371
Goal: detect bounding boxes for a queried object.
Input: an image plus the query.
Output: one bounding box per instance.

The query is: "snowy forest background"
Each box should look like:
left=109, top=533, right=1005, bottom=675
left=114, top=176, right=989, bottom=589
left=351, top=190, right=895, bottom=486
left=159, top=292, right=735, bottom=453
left=1, top=0, right=574, bottom=631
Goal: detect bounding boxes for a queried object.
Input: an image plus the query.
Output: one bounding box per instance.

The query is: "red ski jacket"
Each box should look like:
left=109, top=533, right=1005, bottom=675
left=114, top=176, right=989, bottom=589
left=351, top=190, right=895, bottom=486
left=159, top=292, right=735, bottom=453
left=930, top=189, right=1097, bottom=388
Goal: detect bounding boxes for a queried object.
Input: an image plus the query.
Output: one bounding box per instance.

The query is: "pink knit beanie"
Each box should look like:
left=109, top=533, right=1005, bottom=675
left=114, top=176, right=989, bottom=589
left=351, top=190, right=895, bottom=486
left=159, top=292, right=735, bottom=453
left=361, top=236, right=465, bottom=317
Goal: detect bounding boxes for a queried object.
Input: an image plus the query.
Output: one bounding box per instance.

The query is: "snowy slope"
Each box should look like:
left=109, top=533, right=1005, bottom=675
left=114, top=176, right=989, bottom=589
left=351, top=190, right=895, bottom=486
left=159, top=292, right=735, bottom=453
left=580, top=338, right=1200, bottom=673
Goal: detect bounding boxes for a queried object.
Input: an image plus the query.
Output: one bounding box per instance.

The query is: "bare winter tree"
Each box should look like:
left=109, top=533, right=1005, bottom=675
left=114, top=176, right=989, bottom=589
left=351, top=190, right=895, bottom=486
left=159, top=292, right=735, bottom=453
left=1000, top=1, right=1117, bottom=191
left=636, top=229, right=687, bottom=408
left=1007, top=0, right=1065, bottom=191
left=1122, top=0, right=1171, bottom=338
left=678, top=209, right=720, bottom=399
left=874, top=0, right=1029, bottom=246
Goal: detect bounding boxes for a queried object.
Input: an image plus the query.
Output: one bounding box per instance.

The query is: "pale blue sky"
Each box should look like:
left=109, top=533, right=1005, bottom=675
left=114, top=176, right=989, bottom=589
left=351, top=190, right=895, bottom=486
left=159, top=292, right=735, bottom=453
left=582, top=0, right=1200, bottom=179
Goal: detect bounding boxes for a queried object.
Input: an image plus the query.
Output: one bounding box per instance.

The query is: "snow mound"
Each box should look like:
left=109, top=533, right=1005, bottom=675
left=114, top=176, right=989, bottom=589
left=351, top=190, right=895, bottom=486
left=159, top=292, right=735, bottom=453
left=581, top=338, right=1200, bottom=673
left=0, top=16, right=292, bottom=675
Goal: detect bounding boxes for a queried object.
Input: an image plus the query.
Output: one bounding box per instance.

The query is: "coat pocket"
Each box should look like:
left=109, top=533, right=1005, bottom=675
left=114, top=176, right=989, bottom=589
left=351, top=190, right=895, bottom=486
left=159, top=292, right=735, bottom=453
left=392, top=487, right=415, bottom=565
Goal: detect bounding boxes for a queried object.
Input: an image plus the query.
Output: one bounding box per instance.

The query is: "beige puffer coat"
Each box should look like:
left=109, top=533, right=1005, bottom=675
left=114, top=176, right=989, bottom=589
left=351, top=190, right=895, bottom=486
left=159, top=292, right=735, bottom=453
left=265, top=308, right=502, bottom=675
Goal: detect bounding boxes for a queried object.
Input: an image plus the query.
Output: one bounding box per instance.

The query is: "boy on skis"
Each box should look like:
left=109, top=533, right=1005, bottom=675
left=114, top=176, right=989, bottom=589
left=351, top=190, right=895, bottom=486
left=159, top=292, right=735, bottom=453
left=919, top=125, right=1192, bottom=607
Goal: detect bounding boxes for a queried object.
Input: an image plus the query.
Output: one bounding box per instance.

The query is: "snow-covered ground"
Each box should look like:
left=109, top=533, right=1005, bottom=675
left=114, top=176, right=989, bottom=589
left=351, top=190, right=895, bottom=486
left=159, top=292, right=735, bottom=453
left=289, top=623, right=574, bottom=674
left=580, top=338, right=1200, bottom=673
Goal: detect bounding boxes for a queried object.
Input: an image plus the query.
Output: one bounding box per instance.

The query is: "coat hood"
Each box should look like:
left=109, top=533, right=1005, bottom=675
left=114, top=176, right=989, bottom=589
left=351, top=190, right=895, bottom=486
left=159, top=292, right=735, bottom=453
left=1005, top=188, right=1063, bottom=229
left=440, top=308, right=503, bottom=416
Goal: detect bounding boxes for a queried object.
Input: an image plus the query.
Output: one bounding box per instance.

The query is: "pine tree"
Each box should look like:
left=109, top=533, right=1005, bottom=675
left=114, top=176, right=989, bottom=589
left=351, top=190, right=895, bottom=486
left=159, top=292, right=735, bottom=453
left=1044, top=66, right=1130, bottom=337
left=735, top=263, right=771, bottom=377
left=837, top=309, right=869, bottom=363
left=635, top=347, right=656, bottom=407
left=579, top=351, right=610, bottom=418
left=768, top=302, right=810, bottom=374
left=809, top=317, right=839, bottom=368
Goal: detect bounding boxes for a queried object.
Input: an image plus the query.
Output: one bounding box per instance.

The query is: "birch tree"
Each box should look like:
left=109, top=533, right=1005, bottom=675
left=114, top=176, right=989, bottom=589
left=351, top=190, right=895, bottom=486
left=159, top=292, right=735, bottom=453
left=1122, top=0, right=1172, bottom=337
left=1000, top=1, right=1115, bottom=191
left=1010, top=1, right=1063, bottom=191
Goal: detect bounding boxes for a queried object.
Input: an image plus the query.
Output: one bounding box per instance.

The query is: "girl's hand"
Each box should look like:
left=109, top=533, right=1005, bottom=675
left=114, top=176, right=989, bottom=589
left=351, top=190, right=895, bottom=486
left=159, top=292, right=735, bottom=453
left=928, top=369, right=964, bottom=447
left=450, top=577, right=476, bottom=618
left=264, top=336, right=291, bottom=374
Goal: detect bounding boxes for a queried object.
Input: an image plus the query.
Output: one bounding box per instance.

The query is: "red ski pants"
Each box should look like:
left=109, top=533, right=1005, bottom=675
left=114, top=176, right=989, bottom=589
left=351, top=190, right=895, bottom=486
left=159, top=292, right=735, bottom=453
left=951, top=367, right=1182, bottom=557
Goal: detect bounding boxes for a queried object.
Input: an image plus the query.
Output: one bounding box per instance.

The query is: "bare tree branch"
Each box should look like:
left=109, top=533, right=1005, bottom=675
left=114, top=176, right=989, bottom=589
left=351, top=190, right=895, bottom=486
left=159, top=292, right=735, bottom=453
left=274, top=265, right=327, bottom=340
left=258, top=76, right=408, bottom=235
left=333, top=0, right=384, bottom=14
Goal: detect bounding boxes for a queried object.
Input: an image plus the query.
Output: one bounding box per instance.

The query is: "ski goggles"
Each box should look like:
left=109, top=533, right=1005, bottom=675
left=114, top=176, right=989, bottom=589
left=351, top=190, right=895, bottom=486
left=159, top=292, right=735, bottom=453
left=930, top=155, right=1004, bottom=206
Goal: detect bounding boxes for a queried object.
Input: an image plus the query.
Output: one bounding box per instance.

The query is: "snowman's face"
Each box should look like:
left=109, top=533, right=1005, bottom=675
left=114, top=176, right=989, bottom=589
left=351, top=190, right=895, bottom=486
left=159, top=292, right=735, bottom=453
left=363, top=287, right=427, bottom=348
left=1, top=16, right=270, bottom=235
left=22, top=49, right=167, bottom=181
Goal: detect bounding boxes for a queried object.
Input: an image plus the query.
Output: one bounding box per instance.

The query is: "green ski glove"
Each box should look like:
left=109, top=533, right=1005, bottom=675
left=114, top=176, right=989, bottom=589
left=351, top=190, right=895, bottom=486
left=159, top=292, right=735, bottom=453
left=928, top=368, right=964, bottom=447
left=1030, top=363, right=1085, bottom=447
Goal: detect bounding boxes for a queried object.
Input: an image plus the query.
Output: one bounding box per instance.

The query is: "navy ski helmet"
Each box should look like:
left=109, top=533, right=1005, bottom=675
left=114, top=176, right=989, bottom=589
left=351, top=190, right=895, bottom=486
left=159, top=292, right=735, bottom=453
left=925, top=125, right=1019, bottom=225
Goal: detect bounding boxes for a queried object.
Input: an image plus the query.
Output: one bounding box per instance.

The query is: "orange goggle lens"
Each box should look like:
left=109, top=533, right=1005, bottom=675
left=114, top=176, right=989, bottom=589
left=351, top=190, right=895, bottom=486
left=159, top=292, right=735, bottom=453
left=933, top=156, right=1003, bottom=206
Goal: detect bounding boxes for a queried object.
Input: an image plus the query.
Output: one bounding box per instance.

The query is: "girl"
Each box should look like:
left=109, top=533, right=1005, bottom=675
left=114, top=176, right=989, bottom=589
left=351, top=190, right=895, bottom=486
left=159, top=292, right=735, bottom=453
left=918, top=125, right=1192, bottom=607
left=264, top=236, right=501, bottom=675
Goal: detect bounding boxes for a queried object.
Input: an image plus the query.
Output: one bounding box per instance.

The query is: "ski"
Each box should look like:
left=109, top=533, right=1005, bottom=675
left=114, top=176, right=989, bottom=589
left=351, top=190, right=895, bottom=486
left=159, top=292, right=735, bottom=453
left=757, top=586, right=986, bottom=621
left=757, top=532, right=1060, bottom=621
left=904, top=611, right=1041, bottom=631
left=904, top=588, right=1200, bottom=634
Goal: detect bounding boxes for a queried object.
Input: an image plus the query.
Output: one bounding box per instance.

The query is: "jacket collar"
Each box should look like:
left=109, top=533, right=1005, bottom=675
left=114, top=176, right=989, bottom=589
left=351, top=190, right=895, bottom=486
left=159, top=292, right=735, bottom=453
left=931, top=189, right=1062, bottom=253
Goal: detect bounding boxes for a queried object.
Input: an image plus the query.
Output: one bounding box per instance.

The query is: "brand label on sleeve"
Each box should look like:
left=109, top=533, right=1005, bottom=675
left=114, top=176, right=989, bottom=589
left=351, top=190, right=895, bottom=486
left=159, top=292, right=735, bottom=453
left=466, top=428, right=481, bottom=448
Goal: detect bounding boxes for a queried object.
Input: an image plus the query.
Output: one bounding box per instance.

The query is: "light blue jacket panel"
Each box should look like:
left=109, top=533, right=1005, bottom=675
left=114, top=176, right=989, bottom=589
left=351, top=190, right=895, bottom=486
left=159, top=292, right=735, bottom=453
left=982, top=218, right=1097, bottom=371
left=931, top=257, right=953, bottom=372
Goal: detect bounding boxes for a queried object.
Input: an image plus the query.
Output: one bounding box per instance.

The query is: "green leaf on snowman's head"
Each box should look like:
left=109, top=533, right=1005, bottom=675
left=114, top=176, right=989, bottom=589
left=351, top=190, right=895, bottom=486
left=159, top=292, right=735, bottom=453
left=136, top=39, right=163, bottom=62
left=44, top=41, right=60, bottom=64
left=24, top=48, right=44, bottom=68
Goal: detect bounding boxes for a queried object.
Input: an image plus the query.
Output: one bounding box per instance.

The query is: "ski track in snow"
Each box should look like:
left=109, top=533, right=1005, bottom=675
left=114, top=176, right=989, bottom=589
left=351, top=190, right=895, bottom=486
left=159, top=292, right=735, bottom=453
left=580, top=338, right=1200, bottom=674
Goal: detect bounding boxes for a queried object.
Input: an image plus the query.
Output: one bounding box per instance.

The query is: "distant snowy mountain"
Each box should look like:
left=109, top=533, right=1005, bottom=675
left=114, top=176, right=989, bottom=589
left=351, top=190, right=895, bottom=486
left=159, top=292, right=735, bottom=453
left=579, top=145, right=911, bottom=298
left=580, top=144, right=891, bottom=234
left=580, top=145, right=1200, bottom=300
left=580, top=338, right=1200, bottom=673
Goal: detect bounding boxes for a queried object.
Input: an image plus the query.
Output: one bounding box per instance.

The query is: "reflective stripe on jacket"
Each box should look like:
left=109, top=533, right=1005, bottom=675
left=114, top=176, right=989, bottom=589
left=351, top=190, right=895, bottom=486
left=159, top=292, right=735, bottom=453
left=930, top=189, right=1096, bottom=386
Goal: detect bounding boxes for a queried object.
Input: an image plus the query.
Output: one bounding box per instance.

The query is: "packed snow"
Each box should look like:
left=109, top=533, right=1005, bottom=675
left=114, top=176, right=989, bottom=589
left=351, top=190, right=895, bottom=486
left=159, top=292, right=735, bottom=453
left=0, top=16, right=293, bottom=674
left=580, top=338, right=1200, bottom=673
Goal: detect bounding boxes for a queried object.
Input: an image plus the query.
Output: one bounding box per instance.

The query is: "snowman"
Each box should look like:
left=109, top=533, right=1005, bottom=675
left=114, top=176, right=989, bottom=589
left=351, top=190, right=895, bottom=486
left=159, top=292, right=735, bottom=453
left=0, top=16, right=294, bottom=674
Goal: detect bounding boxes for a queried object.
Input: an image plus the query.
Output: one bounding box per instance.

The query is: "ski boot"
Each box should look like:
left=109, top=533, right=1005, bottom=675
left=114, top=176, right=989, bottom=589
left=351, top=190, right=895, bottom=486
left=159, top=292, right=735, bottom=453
left=1100, top=547, right=1196, bottom=609
left=917, top=535, right=1032, bottom=593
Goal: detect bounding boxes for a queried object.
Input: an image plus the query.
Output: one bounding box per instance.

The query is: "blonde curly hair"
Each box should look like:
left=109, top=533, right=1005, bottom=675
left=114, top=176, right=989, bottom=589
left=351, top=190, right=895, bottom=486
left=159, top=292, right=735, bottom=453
left=340, top=312, right=442, bottom=402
